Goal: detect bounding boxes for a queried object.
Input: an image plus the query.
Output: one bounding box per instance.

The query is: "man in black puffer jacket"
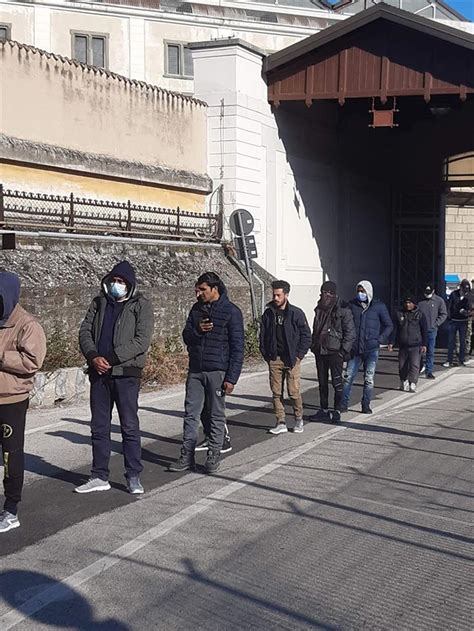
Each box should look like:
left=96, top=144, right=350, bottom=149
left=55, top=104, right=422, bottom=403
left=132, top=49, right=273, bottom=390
left=169, top=272, right=244, bottom=474
left=389, top=296, right=427, bottom=393
left=260, top=280, right=311, bottom=435
left=309, top=281, right=356, bottom=423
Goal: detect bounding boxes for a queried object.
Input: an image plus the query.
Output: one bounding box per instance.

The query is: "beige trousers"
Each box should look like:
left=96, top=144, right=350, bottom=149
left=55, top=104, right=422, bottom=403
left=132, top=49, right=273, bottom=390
left=268, top=357, right=303, bottom=422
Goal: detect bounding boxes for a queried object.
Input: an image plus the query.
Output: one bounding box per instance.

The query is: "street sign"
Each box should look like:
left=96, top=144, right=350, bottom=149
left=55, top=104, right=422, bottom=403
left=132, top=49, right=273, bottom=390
left=229, top=209, right=254, bottom=236
left=234, top=235, right=258, bottom=260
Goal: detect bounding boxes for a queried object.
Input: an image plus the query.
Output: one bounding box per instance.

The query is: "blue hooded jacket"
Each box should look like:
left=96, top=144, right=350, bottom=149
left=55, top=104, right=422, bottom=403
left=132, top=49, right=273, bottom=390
left=0, top=271, right=21, bottom=326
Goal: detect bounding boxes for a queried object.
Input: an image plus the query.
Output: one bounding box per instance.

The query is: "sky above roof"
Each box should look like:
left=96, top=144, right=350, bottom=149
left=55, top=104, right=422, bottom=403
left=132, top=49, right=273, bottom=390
left=444, top=0, right=474, bottom=20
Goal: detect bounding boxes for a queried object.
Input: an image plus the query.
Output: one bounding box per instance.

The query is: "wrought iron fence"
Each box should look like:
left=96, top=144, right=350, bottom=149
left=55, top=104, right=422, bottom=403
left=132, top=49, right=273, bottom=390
left=0, top=185, right=223, bottom=242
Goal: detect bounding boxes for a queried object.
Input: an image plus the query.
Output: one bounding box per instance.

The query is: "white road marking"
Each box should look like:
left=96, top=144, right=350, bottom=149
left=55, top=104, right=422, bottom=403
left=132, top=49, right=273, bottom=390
left=3, top=365, right=464, bottom=627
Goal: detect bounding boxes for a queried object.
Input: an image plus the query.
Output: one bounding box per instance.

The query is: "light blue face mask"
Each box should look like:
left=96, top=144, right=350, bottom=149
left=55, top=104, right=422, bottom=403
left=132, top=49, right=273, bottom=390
left=110, top=282, right=128, bottom=299
left=357, top=292, right=368, bottom=302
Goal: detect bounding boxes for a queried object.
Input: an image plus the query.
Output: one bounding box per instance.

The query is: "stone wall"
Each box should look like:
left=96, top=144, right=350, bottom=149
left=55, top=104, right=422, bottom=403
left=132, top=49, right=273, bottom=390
left=445, top=204, right=474, bottom=282
left=0, top=233, right=273, bottom=343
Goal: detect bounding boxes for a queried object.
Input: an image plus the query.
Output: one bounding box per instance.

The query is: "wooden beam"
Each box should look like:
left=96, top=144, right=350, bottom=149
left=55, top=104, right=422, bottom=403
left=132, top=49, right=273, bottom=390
left=305, top=66, right=314, bottom=108
left=423, top=71, right=433, bottom=103
left=380, top=56, right=390, bottom=105
left=337, top=49, right=348, bottom=106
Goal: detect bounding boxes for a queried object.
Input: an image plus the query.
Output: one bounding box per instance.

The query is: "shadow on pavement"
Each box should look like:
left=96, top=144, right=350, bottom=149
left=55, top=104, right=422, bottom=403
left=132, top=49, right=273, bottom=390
left=0, top=570, right=130, bottom=630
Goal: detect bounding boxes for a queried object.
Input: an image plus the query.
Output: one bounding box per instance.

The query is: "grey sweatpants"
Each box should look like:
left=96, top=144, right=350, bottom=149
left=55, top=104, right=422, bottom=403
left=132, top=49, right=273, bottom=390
left=183, top=370, right=226, bottom=452
left=399, top=347, right=422, bottom=384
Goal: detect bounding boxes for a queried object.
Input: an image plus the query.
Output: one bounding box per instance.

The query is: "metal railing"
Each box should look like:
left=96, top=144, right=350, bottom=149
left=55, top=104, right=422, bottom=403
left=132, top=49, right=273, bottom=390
left=0, top=185, right=223, bottom=242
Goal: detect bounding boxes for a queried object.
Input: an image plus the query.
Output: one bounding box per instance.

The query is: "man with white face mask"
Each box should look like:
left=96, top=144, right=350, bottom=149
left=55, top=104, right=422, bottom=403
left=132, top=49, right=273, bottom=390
left=341, top=280, right=392, bottom=414
left=418, top=284, right=447, bottom=378
left=76, top=261, right=154, bottom=495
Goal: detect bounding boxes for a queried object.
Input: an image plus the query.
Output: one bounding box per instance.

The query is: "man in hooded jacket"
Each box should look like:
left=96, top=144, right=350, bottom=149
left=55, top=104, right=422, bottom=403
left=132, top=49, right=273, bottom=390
left=309, top=281, right=355, bottom=422
left=341, top=280, right=393, bottom=414
left=0, top=271, right=46, bottom=533
left=76, top=261, right=154, bottom=495
left=418, top=284, right=447, bottom=378
left=444, top=279, right=473, bottom=368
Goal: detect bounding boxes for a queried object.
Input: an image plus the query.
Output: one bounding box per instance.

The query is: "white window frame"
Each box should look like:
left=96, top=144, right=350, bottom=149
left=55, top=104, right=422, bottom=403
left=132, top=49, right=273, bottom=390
left=164, top=41, right=194, bottom=80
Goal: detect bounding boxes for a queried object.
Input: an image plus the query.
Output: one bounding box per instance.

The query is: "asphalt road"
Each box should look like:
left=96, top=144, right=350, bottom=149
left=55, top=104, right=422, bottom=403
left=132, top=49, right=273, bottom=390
left=0, top=352, right=472, bottom=630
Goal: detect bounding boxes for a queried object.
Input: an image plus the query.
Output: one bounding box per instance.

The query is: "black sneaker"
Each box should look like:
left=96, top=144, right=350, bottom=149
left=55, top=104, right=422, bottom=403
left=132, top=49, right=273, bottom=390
left=221, top=435, right=232, bottom=454
left=308, top=409, right=330, bottom=422
left=168, top=448, right=195, bottom=472
left=361, top=406, right=373, bottom=415
left=426, top=372, right=435, bottom=380
left=328, top=410, right=341, bottom=423
left=339, top=406, right=348, bottom=413
left=204, top=449, right=220, bottom=474
left=195, top=438, right=210, bottom=452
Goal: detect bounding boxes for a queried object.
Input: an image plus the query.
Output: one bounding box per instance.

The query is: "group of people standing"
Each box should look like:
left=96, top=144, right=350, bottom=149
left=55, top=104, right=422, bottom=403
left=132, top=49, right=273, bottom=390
left=0, top=263, right=471, bottom=533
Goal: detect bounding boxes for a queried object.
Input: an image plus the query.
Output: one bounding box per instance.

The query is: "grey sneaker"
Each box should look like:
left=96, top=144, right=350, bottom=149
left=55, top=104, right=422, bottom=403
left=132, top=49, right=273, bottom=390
left=126, top=476, right=144, bottom=495
left=74, top=477, right=111, bottom=494
left=0, top=510, right=20, bottom=533
left=293, top=418, right=304, bottom=433
left=409, top=382, right=417, bottom=393
left=269, top=422, right=288, bottom=435
left=204, top=449, right=221, bottom=474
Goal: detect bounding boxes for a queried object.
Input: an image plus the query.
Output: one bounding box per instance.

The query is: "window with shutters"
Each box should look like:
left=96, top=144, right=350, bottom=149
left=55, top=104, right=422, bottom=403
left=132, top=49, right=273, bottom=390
left=71, top=32, right=108, bottom=68
left=164, top=42, right=194, bottom=79
left=0, top=24, right=11, bottom=42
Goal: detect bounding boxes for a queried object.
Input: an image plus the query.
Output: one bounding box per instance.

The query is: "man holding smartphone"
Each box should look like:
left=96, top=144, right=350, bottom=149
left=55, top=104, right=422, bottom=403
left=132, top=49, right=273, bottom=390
left=169, top=272, right=244, bottom=474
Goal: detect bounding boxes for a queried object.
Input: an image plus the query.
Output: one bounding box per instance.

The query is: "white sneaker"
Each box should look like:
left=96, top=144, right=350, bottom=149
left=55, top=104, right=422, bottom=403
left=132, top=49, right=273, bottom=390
left=293, top=418, right=304, bottom=433
left=0, top=510, right=20, bottom=533
left=442, top=361, right=452, bottom=368
left=75, top=477, right=111, bottom=493
left=420, top=365, right=426, bottom=374
left=409, top=382, right=417, bottom=393
left=269, top=423, right=288, bottom=435
left=400, top=380, right=409, bottom=392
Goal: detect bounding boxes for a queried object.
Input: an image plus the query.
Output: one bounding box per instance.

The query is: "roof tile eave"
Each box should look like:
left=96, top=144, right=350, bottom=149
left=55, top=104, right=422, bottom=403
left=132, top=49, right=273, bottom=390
left=1, top=39, right=207, bottom=108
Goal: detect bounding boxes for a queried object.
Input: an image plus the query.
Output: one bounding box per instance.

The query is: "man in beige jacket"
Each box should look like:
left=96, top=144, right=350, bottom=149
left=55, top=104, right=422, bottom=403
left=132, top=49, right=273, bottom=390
left=0, top=271, right=46, bottom=532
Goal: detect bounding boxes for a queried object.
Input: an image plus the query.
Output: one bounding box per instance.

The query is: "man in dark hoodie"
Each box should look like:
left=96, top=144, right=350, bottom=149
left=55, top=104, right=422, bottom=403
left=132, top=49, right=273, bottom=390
left=418, top=283, right=447, bottom=379
left=0, top=271, right=46, bottom=533
left=341, top=280, right=393, bottom=414
left=444, top=279, right=473, bottom=368
left=309, top=281, right=355, bottom=423
left=259, top=280, right=311, bottom=434
left=76, top=261, right=154, bottom=495
left=389, top=296, right=427, bottom=393
left=169, top=272, right=244, bottom=474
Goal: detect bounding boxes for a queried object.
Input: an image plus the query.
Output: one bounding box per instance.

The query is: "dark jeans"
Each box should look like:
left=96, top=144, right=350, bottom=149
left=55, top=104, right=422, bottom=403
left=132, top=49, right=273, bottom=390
left=342, top=350, right=379, bottom=409
left=90, top=375, right=142, bottom=481
left=315, top=354, right=344, bottom=410
left=183, top=371, right=226, bottom=452
left=399, top=347, right=422, bottom=383
left=1, top=398, right=29, bottom=515
left=448, top=320, right=467, bottom=364
left=425, top=329, right=438, bottom=375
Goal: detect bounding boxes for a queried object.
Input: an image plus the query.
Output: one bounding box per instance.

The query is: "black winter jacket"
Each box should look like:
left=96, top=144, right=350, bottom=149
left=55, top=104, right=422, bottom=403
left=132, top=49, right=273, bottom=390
left=448, top=290, right=473, bottom=321
left=259, top=302, right=311, bottom=368
left=182, top=292, right=244, bottom=385
left=311, top=299, right=356, bottom=357
left=348, top=298, right=393, bottom=355
left=392, top=307, right=428, bottom=348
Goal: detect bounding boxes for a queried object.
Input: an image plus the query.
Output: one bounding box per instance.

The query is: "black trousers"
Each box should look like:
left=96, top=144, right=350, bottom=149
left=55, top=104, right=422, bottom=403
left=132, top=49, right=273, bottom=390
left=90, top=375, right=142, bottom=481
left=315, top=353, right=344, bottom=410
left=1, top=398, right=29, bottom=515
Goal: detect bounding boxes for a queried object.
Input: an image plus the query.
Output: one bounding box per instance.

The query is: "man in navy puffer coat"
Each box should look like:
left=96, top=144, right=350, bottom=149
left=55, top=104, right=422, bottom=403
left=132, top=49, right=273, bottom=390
left=341, top=280, right=393, bottom=414
left=169, top=272, right=244, bottom=474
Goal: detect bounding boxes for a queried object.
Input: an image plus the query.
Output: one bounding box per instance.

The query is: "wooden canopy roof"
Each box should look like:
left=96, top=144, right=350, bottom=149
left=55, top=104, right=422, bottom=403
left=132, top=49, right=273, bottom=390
left=264, top=3, right=474, bottom=106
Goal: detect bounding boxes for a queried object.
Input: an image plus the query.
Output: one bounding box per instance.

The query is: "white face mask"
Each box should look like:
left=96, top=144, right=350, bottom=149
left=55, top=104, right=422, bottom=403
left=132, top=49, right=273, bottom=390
left=110, top=281, right=128, bottom=299
left=424, top=292, right=434, bottom=299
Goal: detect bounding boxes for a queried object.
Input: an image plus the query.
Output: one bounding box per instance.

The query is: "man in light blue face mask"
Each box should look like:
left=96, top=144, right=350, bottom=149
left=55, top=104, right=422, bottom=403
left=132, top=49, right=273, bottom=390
left=77, top=260, right=154, bottom=496
left=341, top=280, right=393, bottom=414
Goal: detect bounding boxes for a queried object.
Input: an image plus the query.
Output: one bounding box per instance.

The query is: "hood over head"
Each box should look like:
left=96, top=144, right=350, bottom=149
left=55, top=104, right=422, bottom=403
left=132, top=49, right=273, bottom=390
left=0, top=271, right=21, bottom=326
left=357, top=280, right=374, bottom=304
left=102, top=261, right=137, bottom=300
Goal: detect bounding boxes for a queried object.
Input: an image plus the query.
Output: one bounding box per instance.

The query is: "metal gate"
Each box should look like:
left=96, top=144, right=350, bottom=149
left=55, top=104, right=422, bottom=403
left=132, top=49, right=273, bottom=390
left=391, top=190, right=442, bottom=310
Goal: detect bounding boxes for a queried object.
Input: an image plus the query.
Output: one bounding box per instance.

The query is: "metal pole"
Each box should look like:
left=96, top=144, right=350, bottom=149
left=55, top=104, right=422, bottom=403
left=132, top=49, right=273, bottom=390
left=236, top=210, right=258, bottom=321
left=0, top=183, right=4, bottom=228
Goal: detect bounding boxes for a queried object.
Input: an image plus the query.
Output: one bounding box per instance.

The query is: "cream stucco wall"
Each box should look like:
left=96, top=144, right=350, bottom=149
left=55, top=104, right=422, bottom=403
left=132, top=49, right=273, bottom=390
left=0, top=40, right=208, bottom=175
